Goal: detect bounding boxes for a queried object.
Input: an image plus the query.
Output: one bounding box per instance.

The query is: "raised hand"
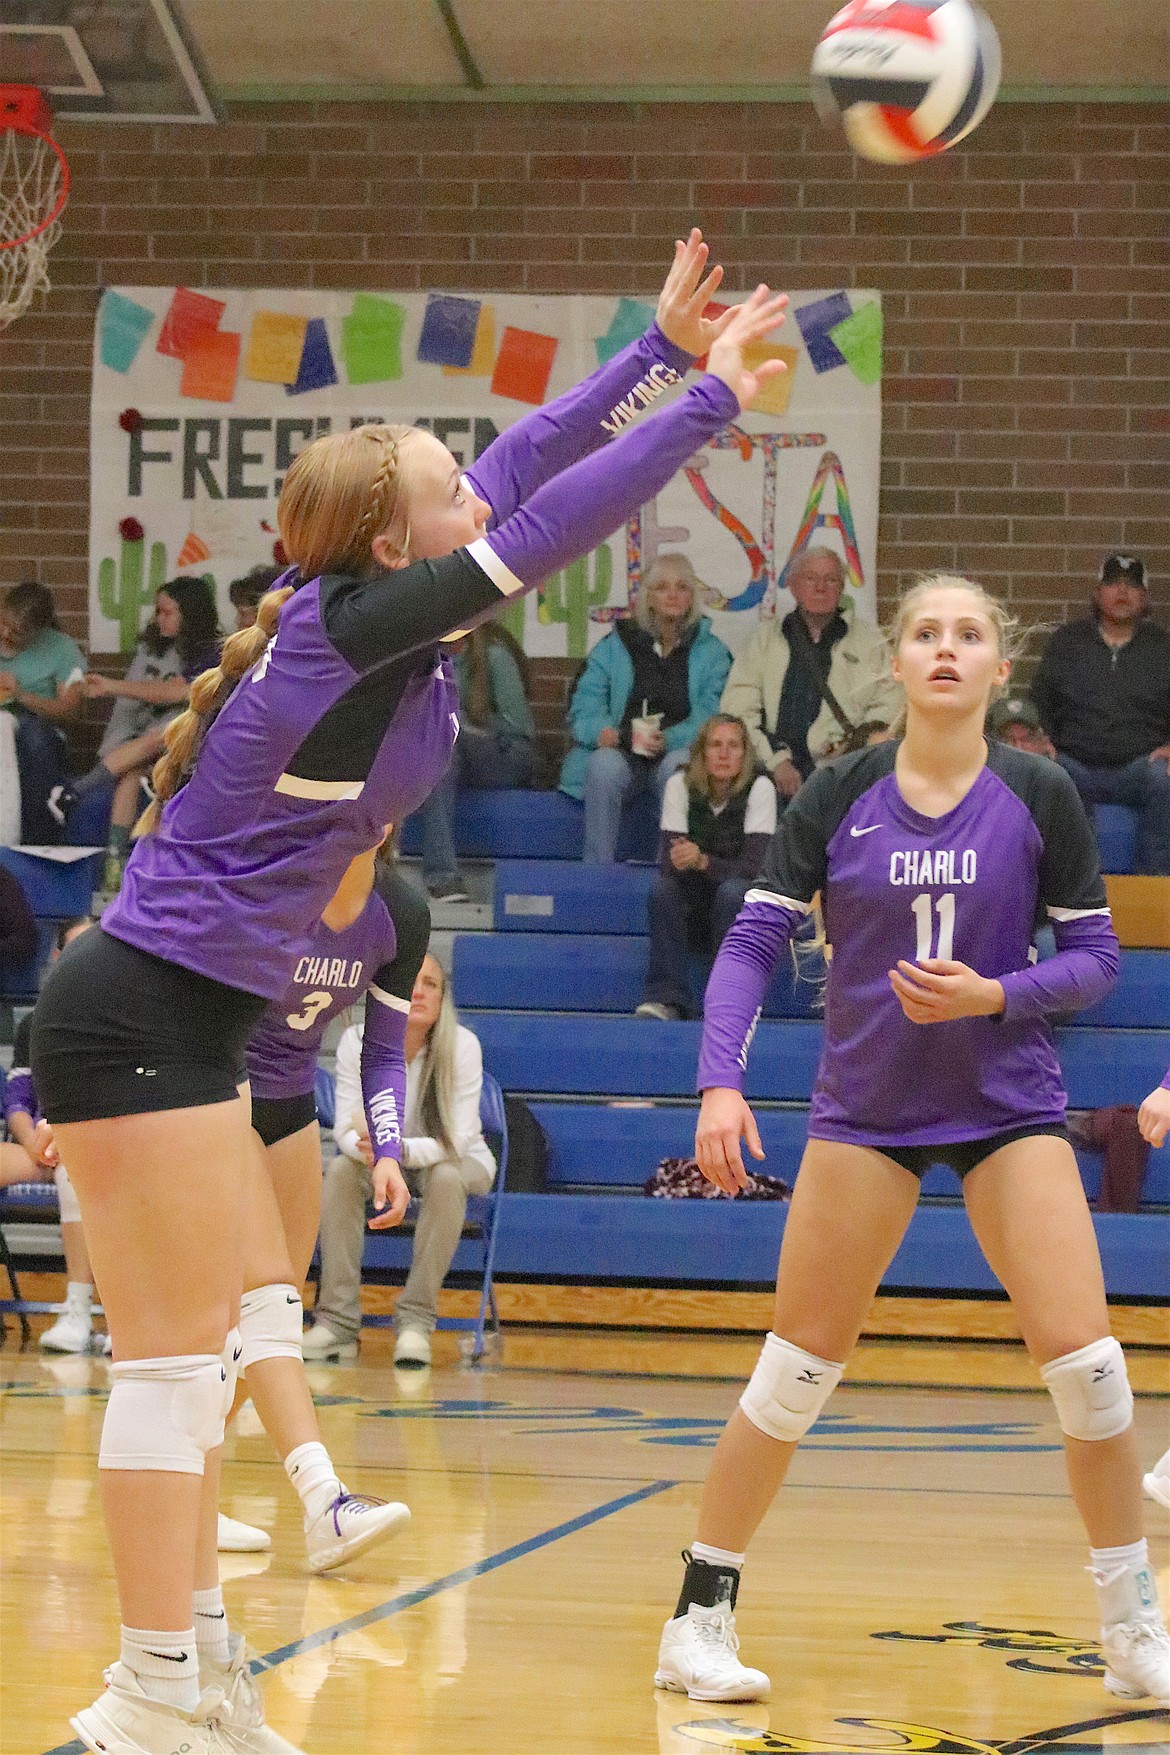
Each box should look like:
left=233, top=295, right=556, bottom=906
left=655, top=228, right=731, bottom=357
left=705, top=286, right=791, bottom=410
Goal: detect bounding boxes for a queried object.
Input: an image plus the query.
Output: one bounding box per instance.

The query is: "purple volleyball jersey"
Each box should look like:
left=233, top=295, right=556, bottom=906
left=246, top=866, right=429, bottom=1161
left=101, top=323, right=734, bottom=999
left=699, top=741, right=1120, bottom=1146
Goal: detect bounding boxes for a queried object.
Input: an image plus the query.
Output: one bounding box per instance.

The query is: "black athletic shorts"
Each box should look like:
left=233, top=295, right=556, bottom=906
left=30, top=927, right=267, bottom=1124
left=876, top=1123, right=1071, bottom=1180
left=251, top=1091, right=318, bottom=1148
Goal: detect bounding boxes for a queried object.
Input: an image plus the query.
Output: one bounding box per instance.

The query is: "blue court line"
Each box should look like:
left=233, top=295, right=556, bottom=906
left=40, top=1477, right=678, bottom=1755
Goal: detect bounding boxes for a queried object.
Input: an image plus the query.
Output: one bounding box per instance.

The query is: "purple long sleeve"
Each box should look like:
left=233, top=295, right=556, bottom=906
left=474, top=374, right=738, bottom=598
left=360, top=989, right=408, bottom=1162
left=998, top=913, right=1120, bottom=1024
left=466, top=323, right=693, bottom=524
left=3, top=1067, right=37, bottom=1128
left=696, top=894, right=805, bottom=1091
left=1161, top=1062, right=1170, bottom=1092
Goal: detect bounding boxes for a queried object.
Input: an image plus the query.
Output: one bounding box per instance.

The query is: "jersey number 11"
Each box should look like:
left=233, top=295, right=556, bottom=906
left=911, top=892, right=955, bottom=962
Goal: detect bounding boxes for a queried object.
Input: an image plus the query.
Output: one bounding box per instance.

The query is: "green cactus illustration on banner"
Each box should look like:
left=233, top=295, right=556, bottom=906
left=495, top=594, right=526, bottom=650
left=98, top=533, right=168, bottom=653
left=538, top=545, right=612, bottom=659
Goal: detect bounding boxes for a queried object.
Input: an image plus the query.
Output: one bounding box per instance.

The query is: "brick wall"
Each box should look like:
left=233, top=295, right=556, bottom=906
left=1, top=98, right=1166, bottom=764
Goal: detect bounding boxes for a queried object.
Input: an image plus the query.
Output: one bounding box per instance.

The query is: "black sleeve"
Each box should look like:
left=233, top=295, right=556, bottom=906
left=759, top=768, right=834, bottom=905
left=370, top=866, right=432, bottom=1003
left=759, top=744, right=895, bottom=906
left=988, top=742, right=1108, bottom=912
left=1029, top=757, right=1109, bottom=912
left=12, top=1011, right=32, bottom=1068
left=321, top=553, right=503, bottom=675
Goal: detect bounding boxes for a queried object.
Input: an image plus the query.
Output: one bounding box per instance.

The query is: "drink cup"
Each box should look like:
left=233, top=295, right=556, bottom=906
left=630, top=712, right=664, bottom=757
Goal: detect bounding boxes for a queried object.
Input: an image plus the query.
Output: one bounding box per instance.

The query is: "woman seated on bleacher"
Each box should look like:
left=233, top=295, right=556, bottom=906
left=635, top=713, right=777, bottom=1021
left=409, top=617, right=536, bottom=902
left=1, top=916, right=109, bottom=1353
left=305, top=952, right=495, bottom=1369
left=50, top=577, right=221, bottom=895
left=0, top=581, right=84, bottom=845
left=559, top=554, right=733, bottom=864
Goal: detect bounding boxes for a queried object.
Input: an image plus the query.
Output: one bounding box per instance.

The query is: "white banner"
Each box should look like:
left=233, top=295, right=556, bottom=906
left=89, top=285, right=882, bottom=659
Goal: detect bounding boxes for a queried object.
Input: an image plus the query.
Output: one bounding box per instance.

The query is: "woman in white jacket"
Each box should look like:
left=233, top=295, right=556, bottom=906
left=306, top=953, right=494, bottom=1368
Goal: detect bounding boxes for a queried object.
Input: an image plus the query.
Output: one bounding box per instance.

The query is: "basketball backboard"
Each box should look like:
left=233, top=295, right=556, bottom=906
left=0, top=1, right=217, bottom=122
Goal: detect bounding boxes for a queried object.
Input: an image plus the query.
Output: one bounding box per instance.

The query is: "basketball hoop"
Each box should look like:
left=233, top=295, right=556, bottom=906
left=0, top=86, right=70, bottom=330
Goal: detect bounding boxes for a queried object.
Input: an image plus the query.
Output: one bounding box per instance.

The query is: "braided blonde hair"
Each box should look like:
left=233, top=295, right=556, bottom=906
left=137, top=423, right=428, bottom=836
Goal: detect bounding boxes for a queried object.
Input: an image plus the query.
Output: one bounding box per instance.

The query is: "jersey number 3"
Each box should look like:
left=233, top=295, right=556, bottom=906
left=911, top=892, right=956, bottom=962
left=286, top=992, right=333, bottom=1032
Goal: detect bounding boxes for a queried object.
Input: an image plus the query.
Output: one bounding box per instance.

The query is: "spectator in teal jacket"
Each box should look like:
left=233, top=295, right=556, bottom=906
left=558, top=554, right=733, bottom=863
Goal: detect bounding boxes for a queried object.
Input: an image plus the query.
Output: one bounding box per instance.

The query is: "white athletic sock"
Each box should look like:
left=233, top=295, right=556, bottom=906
left=192, top=1584, right=231, bottom=1665
left=1089, top=1537, right=1160, bottom=1627
left=285, top=1440, right=343, bottom=1525
left=65, top=1281, right=93, bottom=1315
left=691, top=1541, right=746, bottom=1570
left=120, top=1624, right=201, bottom=1712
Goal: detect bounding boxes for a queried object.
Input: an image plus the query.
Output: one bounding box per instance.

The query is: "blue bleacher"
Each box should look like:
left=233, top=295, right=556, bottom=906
left=466, top=1011, right=1169, bottom=1112
left=403, top=791, right=1138, bottom=874
left=526, top=1098, right=1170, bottom=1205
left=0, top=847, right=104, bottom=1003
left=453, top=933, right=821, bottom=1017
left=457, top=930, right=1168, bottom=1027
left=400, top=788, right=659, bottom=863
left=1094, top=804, right=1137, bottom=876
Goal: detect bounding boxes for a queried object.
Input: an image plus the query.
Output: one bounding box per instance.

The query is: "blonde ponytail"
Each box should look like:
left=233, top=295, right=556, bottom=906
left=135, top=585, right=293, bottom=836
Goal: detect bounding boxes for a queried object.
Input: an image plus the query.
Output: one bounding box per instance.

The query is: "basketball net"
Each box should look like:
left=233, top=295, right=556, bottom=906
left=0, top=86, right=70, bottom=329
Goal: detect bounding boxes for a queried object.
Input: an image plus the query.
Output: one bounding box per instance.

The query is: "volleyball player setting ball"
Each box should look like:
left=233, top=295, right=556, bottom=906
left=31, top=237, right=789, bottom=1755
left=655, top=576, right=1170, bottom=1708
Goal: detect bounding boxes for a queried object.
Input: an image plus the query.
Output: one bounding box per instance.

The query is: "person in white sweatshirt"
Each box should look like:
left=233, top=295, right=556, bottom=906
left=305, top=953, right=495, bottom=1368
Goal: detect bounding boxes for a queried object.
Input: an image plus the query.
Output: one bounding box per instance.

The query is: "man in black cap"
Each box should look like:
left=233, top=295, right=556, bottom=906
left=1032, top=553, right=1170, bottom=874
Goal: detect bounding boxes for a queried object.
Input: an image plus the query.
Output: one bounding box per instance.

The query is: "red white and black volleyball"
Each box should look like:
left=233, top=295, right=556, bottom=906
left=811, top=0, right=1002, bottom=163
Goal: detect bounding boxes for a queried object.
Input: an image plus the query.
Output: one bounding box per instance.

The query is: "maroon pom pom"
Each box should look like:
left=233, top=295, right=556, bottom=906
left=272, top=539, right=288, bottom=566
left=119, top=516, right=144, bottom=542
left=118, top=407, right=143, bottom=434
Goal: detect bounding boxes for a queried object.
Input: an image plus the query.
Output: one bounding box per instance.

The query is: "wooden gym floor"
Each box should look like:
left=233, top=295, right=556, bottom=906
left=1, top=1326, right=1167, bottom=1755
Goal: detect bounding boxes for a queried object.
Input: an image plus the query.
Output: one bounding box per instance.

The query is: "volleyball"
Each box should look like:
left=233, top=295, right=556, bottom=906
left=811, top=0, right=1002, bottom=165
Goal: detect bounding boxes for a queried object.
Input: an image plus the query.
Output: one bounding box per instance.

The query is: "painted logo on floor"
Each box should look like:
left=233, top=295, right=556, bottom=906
left=872, top=1622, right=1103, bottom=1679
left=664, top=1710, right=1168, bottom=1753
left=360, top=1396, right=1061, bottom=1453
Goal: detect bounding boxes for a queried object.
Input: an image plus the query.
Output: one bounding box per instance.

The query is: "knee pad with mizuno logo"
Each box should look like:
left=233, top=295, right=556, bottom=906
left=739, top=1333, right=845, bottom=1443
left=1040, top=1336, right=1133, bottom=1441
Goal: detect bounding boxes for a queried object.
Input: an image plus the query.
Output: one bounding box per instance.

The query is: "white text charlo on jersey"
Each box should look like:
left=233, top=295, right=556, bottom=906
left=292, top=956, right=366, bottom=988
left=888, top=849, right=978, bottom=887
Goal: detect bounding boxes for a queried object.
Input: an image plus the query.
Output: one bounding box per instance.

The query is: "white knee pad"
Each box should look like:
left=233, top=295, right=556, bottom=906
left=238, top=1284, right=304, bottom=1371
left=54, top=1163, right=81, bottom=1225
left=212, top=1326, right=243, bottom=1448
left=1041, top=1336, right=1133, bottom=1441
left=98, top=1354, right=225, bottom=1474
left=739, top=1333, right=845, bottom=1444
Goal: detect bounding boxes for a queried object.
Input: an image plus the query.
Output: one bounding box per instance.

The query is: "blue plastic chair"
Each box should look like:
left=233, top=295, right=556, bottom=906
left=313, top=1064, right=336, bottom=1131
left=313, top=1065, right=509, bottom=1363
